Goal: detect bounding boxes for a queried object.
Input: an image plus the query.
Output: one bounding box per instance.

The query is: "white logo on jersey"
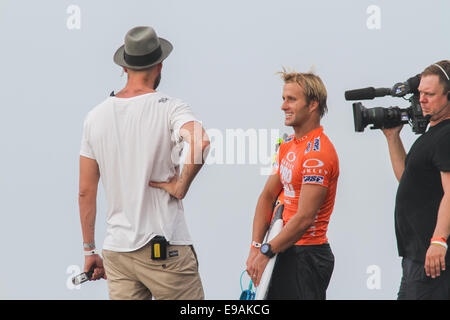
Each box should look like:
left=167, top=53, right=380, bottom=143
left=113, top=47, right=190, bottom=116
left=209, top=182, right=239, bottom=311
left=302, top=158, right=324, bottom=168
left=286, top=152, right=296, bottom=162
left=304, top=141, right=312, bottom=154
left=280, top=163, right=293, bottom=183
left=313, top=137, right=321, bottom=151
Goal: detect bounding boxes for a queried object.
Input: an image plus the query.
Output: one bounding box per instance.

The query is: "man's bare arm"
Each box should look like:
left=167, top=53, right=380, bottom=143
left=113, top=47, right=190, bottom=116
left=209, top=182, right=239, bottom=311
left=149, top=121, right=210, bottom=199
left=382, top=126, right=407, bottom=182
left=78, top=156, right=106, bottom=279
left=247, top=182, right=327, bottom=286
left=270, top=184, right=328, bottom=253
left=432, top=172, right=450, bottom=239
left=79, top=156, right=100, bottom=247
left=246, top=173, right=283, bottom=279
left=251, top=173, right=284, bottom=244
left=425, top=171, right=450, bottom=278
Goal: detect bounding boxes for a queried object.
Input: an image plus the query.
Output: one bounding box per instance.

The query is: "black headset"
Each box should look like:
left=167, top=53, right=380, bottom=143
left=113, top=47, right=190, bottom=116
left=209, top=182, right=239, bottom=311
left=433, top=63, right=450, bottom=101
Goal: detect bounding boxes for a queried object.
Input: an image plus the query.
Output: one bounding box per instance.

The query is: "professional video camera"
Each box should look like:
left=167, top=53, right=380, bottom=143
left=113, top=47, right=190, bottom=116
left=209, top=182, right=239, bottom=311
left=344, top=74, right=429, bottom=134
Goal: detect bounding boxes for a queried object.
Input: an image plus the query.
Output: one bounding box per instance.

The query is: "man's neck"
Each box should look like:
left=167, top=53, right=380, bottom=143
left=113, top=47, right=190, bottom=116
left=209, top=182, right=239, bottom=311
left=430, top=116, right=450, bottom=127
left=115, top=76, right=156, bottom=98
left=293, top=120, right=321, bottom=140
left=429, top=103, right=450, bottom=127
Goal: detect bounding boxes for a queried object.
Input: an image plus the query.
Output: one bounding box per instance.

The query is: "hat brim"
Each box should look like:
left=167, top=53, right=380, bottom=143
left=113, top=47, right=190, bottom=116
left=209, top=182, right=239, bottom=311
left=113, top=37, right=173, bottom=70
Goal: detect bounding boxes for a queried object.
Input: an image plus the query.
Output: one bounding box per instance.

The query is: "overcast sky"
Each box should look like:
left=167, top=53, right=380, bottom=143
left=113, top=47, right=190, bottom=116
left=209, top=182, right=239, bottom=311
left=0, top=0, right=448, bottom=299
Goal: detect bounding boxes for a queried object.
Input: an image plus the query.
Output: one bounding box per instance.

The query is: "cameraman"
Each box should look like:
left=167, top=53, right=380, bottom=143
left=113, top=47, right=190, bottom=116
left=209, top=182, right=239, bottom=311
left=383, top=60, right=450, bottom=300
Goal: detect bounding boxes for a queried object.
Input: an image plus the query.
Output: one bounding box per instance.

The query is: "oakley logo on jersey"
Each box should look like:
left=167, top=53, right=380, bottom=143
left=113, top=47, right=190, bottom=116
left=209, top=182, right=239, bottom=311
left=302, top=158, right=324, bottom=168
left=303, top=175, right=324, bottom=184
left=302, top=168, right=328, bottom=175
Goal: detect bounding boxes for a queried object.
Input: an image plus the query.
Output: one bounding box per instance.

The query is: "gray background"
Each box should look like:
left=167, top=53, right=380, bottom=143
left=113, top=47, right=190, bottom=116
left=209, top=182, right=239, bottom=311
left=0, top=0, right=448, bottom=299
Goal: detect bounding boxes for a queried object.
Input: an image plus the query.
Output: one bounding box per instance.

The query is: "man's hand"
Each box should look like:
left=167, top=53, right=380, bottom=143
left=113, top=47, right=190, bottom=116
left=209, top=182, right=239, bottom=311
left=84, top=254, right=107, bottom=281
left=149, top=121, right=209, bottom=200
left=425, top=243, right=447, bottom=278
left=245, top=247, right=259, bottom=274
left=149, top=172, right=184, bottom=199
left=246, top=250, right=270, bottom=287
left=381, top=124, right=403, bottom=138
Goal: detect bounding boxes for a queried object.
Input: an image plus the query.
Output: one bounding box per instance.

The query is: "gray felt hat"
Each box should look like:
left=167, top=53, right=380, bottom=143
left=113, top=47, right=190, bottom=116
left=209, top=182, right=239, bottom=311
left=113, top=26, right=173, bottom=70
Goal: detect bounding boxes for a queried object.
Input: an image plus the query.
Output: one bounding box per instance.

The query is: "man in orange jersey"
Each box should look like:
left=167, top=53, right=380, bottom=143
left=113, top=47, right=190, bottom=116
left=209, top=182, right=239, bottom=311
left=246, top=70, right=339, bottom=299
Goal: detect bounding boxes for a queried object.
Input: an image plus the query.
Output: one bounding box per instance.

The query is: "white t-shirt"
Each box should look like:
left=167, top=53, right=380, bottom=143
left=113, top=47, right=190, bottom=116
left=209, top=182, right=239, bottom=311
left=80, top=92, right=198, bottom=252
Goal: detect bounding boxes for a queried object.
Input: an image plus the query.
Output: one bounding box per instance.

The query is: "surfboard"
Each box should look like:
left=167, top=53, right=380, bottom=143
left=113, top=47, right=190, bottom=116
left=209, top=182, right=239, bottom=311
left=254, top=197, right=284, bottom=300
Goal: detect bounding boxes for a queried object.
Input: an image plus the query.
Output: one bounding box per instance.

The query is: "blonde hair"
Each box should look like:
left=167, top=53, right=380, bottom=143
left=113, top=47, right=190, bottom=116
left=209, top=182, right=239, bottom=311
left=278, top=67, right=328, bottom=118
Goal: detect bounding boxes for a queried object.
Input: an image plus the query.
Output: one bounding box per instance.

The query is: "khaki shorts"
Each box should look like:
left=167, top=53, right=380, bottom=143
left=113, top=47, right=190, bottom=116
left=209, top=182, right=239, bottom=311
left=102, top=243, right=204, bottom=300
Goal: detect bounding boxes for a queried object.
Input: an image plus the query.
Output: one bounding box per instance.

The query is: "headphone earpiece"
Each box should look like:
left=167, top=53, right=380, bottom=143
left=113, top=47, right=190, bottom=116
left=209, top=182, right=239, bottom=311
left=433, top=63, right=449, bottom=101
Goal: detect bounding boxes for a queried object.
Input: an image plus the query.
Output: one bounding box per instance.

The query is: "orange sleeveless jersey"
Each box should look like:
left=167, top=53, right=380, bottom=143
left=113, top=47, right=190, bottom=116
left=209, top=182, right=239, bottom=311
left=273, top=126, right=339, bottom=245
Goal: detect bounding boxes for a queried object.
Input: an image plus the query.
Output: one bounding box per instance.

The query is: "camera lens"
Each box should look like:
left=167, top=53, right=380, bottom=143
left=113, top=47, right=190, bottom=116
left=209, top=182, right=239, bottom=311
left=352, top=102, right=369, bottom=132
left=352, top=103, right=408, bottom=132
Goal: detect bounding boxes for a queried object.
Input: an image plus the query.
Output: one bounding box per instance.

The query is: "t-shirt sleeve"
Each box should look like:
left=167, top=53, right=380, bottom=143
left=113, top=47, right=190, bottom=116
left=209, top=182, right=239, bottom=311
left=300, top=146, right=336, bottom=187
left=169, top=101, right=199, bottom=142
left=433, top=131, right=450, bottom=172
left=80, top=116, right=95, bottom=159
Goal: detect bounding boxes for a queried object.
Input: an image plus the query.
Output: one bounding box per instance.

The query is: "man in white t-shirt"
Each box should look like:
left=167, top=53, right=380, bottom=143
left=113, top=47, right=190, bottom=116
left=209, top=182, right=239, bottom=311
left=78, top=26, right=209, bottom=300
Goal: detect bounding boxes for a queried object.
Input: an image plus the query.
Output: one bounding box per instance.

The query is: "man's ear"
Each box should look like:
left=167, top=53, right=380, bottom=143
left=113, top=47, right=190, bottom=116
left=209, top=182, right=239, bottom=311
left=308, top=100, right=319, bottom=113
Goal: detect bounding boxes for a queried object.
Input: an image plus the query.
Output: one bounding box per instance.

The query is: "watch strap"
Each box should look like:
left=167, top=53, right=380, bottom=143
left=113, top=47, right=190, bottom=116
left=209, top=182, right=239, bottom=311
left=84, top=249, right=99, bottom=256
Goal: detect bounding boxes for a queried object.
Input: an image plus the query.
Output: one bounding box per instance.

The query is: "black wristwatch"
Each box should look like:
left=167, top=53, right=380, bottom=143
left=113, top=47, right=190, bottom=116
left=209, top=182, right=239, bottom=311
left=260, top=243, right=275, bottom=258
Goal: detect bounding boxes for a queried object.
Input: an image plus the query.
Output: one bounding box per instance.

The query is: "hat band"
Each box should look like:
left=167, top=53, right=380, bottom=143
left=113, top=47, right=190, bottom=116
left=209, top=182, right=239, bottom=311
left=123, top=46, right=162, bottom=67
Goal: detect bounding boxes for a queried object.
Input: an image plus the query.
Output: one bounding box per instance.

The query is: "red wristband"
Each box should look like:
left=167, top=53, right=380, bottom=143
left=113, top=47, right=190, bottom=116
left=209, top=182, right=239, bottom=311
left=431, top=237, right=447, bottom=244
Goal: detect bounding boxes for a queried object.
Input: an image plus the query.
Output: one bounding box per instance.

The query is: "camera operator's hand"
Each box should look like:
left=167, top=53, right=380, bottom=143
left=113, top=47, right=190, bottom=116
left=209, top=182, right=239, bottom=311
left=381, top=124, right=403, bottom=138
left=425, top=243, right=446, bottom=278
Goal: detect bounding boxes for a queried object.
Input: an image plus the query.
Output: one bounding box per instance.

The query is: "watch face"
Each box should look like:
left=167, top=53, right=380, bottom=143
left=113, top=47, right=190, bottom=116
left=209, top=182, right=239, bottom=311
left=261, top=244, right=269, bottom=254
